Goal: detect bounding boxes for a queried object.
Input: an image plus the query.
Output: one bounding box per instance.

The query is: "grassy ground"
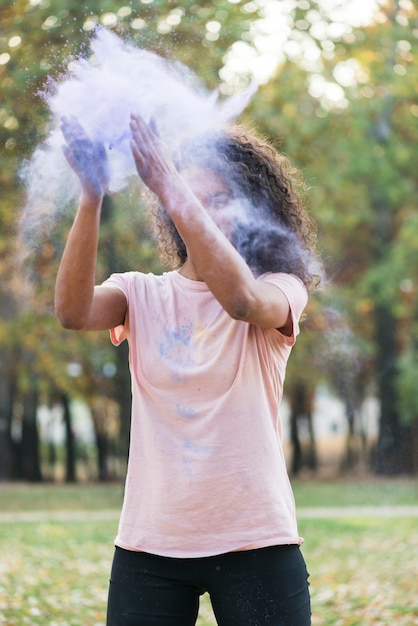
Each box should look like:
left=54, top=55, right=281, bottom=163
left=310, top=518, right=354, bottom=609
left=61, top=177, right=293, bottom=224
left=1, top=477, right=417, bottom=512
left=0, top=479, right=417, bottom=625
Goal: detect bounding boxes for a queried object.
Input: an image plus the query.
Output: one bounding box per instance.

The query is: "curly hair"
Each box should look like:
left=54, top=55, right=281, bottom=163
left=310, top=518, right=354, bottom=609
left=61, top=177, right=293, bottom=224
left=151, top=124, right=319, bottom=288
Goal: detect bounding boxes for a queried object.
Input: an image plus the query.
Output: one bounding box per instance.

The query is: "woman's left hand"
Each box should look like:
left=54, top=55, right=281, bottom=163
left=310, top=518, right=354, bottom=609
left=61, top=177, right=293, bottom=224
left=130, top=113, right=179, bottom=198
left=61, top=116, right=109, bottom=203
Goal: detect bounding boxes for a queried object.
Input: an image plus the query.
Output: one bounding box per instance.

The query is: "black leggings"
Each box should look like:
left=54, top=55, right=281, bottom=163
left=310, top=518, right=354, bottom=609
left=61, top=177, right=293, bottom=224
left=106, top=544, right=311, bottom=626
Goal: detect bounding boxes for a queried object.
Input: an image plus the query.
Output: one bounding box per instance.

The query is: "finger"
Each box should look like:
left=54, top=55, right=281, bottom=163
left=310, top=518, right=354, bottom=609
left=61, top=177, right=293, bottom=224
left=62, top=144, right=79, bottom=171
left=130, top=140, right=144, bottom=165
left=61, top=115, right=90, bottom=146
left=130, top=112, right=145, bottom=135
left=129, top=115, right=141, bottom=143
left=130, top=111, right=142, bottom=123
left=60, top=117, right=73, bottom=141
left=130, top=123, right=151, bottom=159
left=60, top=114, right=79, bottom=132
left=130, top=112, right=153, bottom=140
left=130, top=140, right=148, bottom=178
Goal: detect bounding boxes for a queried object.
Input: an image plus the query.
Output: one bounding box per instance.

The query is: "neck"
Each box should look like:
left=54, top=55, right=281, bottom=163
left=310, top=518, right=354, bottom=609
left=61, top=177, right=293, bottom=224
left=177, top=258, right=202, bottom=281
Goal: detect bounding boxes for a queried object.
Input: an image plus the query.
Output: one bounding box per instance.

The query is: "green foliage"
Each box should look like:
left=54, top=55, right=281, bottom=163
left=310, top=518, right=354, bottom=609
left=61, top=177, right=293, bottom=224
left=397, top=347, right=418, bottom=425
left=250, top=2, right=418, bottom=463
left=1, top=0, right=418, bottom=476
left=0, top=0, right=256, bottom=442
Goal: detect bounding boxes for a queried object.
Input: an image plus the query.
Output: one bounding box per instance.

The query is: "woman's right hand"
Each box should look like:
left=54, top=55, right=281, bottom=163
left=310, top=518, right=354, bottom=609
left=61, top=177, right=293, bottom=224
left=61, top=116, right=109, bottom=204
left=130, top=112, right=180, bottom=200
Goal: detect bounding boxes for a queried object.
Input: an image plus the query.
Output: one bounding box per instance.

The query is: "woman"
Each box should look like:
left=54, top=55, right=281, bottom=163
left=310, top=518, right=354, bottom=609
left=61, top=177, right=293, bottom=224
left=56, top=113, right=317, bottom=625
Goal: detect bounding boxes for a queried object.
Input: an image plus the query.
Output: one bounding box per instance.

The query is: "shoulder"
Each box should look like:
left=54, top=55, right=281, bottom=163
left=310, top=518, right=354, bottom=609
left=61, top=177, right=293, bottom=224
left=259, top=272, right=307, bottom=304
left=258, top=273, right=308, bottom=335
left=101, top=271, right=178, bottom=303
left=101, top=271, right=139, bottom=291
left=102, top=270, right=170, bottom=290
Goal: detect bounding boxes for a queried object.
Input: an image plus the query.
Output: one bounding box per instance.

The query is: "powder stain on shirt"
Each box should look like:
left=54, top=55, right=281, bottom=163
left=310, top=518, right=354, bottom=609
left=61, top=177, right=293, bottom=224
left=176, top=403, right=196, bottom=419
left=159, top=322, right=194, bottom=371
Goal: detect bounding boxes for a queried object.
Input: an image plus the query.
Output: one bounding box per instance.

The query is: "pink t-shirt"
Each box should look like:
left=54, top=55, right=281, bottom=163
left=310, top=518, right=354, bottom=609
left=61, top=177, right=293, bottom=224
left=103, top=269, right=307, bottom=558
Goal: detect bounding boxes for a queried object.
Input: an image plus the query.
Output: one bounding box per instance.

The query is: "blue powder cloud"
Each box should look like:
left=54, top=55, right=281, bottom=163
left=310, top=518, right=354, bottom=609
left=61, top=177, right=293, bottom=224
left=19, top=27, right=256, bottom=244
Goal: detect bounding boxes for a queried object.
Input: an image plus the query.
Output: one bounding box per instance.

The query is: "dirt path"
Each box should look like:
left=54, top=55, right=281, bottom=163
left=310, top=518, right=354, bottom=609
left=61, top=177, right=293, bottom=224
left=1, top=505, right=418, bottom=523
left=0, top=510, right=119, bottom=522
left=296, top=505, right=418, bottom=518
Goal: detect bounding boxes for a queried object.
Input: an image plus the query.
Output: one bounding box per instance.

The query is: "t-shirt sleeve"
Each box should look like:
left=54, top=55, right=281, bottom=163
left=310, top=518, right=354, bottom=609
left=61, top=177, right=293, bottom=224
left=101, top=272, right=133, bottom=346
left=259, top=273, right=308, bottom=346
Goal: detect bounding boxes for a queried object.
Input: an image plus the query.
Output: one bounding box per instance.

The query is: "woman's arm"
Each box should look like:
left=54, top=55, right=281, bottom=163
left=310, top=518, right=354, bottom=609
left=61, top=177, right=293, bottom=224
left=55, top=117, right=127, bottom=331
left=130, top=113, right=291, bottom=330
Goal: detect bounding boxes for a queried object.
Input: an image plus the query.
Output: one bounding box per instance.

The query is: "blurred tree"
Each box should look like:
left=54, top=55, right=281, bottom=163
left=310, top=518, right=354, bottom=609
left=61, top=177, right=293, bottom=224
left=0, top=0, right=276, bottom=480
left=1, top=0, right=417, bottom=480
left=249, top=0, right=418, bottom=474
left=320, top=0, right=417, bottom=475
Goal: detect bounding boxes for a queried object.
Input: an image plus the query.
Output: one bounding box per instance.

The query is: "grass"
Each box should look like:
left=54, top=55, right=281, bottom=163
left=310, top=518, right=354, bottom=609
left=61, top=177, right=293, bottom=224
left=300, top=517, right=418, bottom=626
left=0, top=479, right=417, bottom=625
left=1, top=477, right=417, bottom=513
left=292, top=477, right=418, bottom=508
left=0, top=482, right=125, bottom=513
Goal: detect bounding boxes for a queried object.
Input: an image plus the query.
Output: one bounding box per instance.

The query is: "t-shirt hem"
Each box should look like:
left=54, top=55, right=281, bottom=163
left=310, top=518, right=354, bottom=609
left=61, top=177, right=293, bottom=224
left=114, top=535, right=304, bottom=559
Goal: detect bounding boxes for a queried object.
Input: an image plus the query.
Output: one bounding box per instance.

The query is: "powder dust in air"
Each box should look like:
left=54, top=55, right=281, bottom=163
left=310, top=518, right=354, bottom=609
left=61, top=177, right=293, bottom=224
left=19, top=27, right=256, bottom=244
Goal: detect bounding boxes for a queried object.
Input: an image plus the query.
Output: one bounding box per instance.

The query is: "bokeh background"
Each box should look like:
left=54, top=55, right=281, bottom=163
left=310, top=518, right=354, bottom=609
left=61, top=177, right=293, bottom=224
left=0, top=0, right=417, bottom=484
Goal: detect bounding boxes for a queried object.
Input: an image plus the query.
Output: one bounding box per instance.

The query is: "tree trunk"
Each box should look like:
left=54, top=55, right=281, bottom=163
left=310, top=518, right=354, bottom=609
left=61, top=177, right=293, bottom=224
left=290, top=408, right=303, bottom=476
left=115, top=339, right=131, bottom=465
left=289, top=382, right=317, bottom=475
left=101, top=195, right=132, bottom=472
left=369, top=5, right=413, bottom=474
left=62, top=394, right=77, bottom=483
left=375, top=305, right=410, bottom=474
left=20, top=383, right=42, bottom=482
left=95, top=431, right=110, bottom=481
left=0, top=360, right=15, bottom=480
left=411, top=421, right=418, bottom=475
left=90, top=397, right=115, bottom=481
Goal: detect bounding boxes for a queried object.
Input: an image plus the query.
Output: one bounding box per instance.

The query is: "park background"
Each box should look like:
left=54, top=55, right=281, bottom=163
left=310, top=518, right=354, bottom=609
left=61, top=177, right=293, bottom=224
left=0, top=0, right=417, bottom=624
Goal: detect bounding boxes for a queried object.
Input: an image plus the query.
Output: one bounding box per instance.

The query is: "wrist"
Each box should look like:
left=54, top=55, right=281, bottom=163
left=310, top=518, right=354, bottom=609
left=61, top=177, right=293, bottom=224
left=80, top=190, right=104, bottom=211
left=160, top=174, right=196, bottom=214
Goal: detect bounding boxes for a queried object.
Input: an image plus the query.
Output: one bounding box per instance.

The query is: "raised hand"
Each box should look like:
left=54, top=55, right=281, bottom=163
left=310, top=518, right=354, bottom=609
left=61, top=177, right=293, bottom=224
left=61, top=116, right=109, bottom=203
left=130, top=112, right=179, bottom=198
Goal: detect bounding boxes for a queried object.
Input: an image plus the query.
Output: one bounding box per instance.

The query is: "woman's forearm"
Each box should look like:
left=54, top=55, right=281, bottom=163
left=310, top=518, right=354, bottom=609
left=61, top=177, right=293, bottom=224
left=129, top=113, right=289, bottom=328
left=162, top=181, right=257, bottom=320
left=55, top=195, right=102, bottom=329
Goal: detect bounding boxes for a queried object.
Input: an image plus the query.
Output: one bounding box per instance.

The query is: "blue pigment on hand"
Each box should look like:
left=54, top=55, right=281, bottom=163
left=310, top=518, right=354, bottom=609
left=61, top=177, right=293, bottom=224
left=20, top=26, right=256, bottom=243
